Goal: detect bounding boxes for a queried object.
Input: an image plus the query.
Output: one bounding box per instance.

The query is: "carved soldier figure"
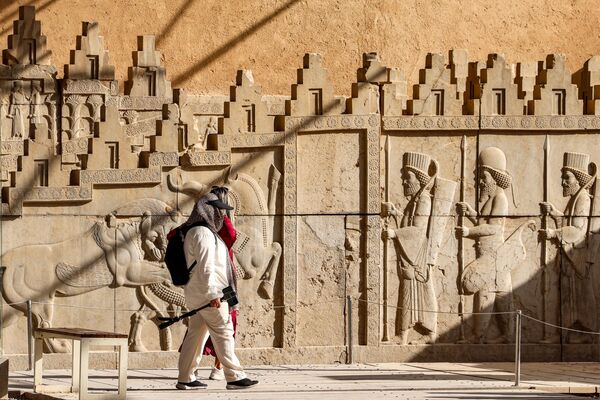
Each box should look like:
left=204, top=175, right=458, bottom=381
left=383, top=152, right=456, bottom=344
left=539, top=152, right=597, bottom=342
left=456, top=147, right=525, bottom=344
left=8, top=81, right=29, bottom=138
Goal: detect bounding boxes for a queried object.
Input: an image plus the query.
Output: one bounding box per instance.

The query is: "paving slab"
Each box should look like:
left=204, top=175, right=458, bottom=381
left=8, top=363, right=598, bottom=400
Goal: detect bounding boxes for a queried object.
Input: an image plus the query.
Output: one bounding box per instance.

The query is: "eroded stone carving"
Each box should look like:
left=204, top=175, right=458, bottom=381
left=0, top=199, right=178, bottom=352
left=530, top=54, right=582, bottom=116
left=383, top=152, right=456, bottom=344
left=169, top=164, right=283, bottom=299
left=456, top=147, right=535, bottom=343
left=288, top=53, right=345, bottom=116
left=407, top=50, right=468, bottom=116
left=539, top=151, right=598, bottom=343
left=222, top=70, right=275, bottom=134
left=2, top=6, right=51, bottom=66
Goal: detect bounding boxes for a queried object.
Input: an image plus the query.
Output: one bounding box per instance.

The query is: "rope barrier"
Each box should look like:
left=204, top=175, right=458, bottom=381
left=1, top=297, right=346, bottom=313
left=521, top=313, right=600, bottom=336
left=354, top=297, right=516, bottom=316
left=5, top=297, right=600, bottom=337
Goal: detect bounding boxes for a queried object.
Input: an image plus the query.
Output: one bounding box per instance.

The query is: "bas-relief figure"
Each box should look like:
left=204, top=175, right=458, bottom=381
left=456, top=147, right=535, bottom=344
left=383, top=152, right=456, bottom=344
left=8, top=81, right=28, bottom=138
left=539, top=152, right=598, bottom=343
left=1, top=199, right=179, bottom=352
left=168, top=165, right=283, bottom=299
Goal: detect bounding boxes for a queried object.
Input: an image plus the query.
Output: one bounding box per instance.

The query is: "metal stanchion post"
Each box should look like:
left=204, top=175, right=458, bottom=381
left=347, top=296, right=353, bottom=364
left=27, top=299, right=33, bottom=371
left=514, top=310, right=522, bottom=387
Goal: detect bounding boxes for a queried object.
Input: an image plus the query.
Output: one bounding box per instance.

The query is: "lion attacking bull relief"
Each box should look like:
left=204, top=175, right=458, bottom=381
left=0, top=198, right=180, bottom=353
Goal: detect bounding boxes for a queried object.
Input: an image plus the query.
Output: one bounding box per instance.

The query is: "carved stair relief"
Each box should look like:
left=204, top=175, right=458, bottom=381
left=126, top=35, right=172, bottom=99
left=529, top=54, right=583, bottom=116
left=582, top=56, right=600, bottom=115
left=466, top=54, right=524, bottom=116
left=176, top=89, right=227, bottom=152
left=381, top=67, right=408, bottom=116
left=349, top=52, right=387, bottom=115
left=222, top=70, right=275, bottom=134
left=287, top=53, right=345, bottom=116
left=65, top=22, right=115, bottom=80
left=406, top=50, right=468, bottom=116
left=2, top=6, right=51, bottom=66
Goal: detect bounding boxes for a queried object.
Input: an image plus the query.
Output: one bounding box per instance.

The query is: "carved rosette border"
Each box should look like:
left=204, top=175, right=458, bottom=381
left=282, top=120, right=298, bottom=349
left=480, top=115, right=600, bottom=130
left=118, top=96, right=171, bottom=111
left=0, top=140, right=25, bottom=155
left=383, top=116, right=479, bottom=130
left=61, top=137, right=90, bottom=155
left=217, top=133, right=286, bottom=151
left=366, top=214, right=381, bottom=346
left=383, top=115, right=600, bottom=131
left=148, top=151, right=180, bottom=167
left=181, top=151, right=231, bottom=167
left=79, top=167, right=161, bottom=185
left=63, top=79, right=117, bottom=95
left=9, top=185, right=93, bottom=203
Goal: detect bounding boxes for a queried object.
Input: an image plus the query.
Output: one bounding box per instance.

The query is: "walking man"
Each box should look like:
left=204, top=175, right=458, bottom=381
left=177, top=192, right=258, bottom=390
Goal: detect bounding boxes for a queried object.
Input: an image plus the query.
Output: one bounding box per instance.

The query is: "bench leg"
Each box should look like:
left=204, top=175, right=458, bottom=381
left=33, top=337, right=43, bottom=392
left=78, top=339, right=89, bottom=400
left=117, top=340, right=128, bottom=400
left=71, top=339, right=80, bottom=393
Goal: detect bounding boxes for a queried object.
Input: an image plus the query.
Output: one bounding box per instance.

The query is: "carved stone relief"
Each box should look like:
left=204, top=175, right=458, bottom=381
left=383, top=152, right=457, bottom=344
left=5, top=4, right=600, bottom=363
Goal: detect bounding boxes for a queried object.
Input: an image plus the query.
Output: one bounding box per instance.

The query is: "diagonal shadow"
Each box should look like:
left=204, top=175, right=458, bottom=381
left=171, top=0, right=301, bottom=87
left=155, top=0, right=196, bottom=48
left=0, top=0, right=61, bottom=39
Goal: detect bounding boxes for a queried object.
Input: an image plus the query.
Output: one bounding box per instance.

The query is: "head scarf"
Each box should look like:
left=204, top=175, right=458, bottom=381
left=185, top=192, right=225, bottom=232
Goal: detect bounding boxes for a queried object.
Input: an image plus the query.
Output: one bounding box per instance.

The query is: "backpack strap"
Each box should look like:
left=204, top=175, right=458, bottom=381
left=182, top=221, right=213, bottom=275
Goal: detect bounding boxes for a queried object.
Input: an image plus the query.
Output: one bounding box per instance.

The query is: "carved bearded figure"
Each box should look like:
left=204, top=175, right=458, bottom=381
left=539, top=152, right=597, bottom=342
left=383, top=152, right=439, bottom=345
left=456, top=147, right=521, bottom=344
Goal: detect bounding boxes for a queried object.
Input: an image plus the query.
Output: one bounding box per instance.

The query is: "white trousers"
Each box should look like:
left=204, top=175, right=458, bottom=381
left=177, top=304, right=246, bottom=383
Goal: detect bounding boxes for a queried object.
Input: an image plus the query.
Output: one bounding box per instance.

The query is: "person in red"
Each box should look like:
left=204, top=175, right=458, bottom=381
left=199, top=186, right=238, bottom=381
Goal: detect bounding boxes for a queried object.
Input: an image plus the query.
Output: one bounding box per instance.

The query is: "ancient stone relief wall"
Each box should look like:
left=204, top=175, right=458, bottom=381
left=2, top=6, right=600, bottom=363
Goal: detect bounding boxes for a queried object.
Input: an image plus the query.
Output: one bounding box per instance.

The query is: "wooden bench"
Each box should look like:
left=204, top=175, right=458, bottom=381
left=33, top=328, right=128, bottom=400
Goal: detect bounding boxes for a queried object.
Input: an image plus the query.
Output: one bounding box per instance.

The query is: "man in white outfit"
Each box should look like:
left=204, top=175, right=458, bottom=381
left=177, top=192, right=258, bottom=390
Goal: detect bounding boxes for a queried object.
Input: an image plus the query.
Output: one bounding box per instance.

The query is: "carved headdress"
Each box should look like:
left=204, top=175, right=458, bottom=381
left=479, top=147, right=512, bottom=190
left=402, top=152, right=433, bottom=186
left=562, top=152, right=593, bottom=189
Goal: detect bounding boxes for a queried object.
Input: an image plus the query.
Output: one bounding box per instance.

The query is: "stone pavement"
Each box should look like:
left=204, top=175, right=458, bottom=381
left=8, top=363, right=600, bottom=399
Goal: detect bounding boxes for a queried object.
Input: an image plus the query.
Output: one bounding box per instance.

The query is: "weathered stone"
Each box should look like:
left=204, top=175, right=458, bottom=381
left=4, top=5, right=600, bottom=367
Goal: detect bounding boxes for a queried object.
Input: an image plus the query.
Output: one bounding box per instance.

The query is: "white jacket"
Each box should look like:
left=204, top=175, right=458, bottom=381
left=183, top=225, right=229, bottom=309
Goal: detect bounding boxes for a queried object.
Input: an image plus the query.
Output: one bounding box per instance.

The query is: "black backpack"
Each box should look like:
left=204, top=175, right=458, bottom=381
left=164, top=222, right=204, bottom=286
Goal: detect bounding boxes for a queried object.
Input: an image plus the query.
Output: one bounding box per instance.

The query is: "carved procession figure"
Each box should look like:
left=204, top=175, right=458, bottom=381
left=456, top=147, right=533, bottom=343
left=8, top=81, right=29, bottom=138
left=383, top=152, right=456, bottom=344
left=539, top=152, right=597, bottom=342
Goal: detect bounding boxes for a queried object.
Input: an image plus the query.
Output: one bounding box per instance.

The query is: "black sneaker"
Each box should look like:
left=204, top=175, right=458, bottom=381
left=176, top=380, right=208, bottom=390
left=226, top=378, right=259, bottom=390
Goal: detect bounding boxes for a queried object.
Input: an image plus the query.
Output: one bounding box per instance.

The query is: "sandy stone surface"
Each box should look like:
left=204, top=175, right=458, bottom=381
left=1, top=0, right=599, bottom=95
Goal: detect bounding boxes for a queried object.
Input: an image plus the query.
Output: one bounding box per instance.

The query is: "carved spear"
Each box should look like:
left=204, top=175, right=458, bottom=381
left=541, top=134, right=550, bottom=342
left=382, top=134, right=390, bottom=342
left=457, top=135, right=467, bottom=343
